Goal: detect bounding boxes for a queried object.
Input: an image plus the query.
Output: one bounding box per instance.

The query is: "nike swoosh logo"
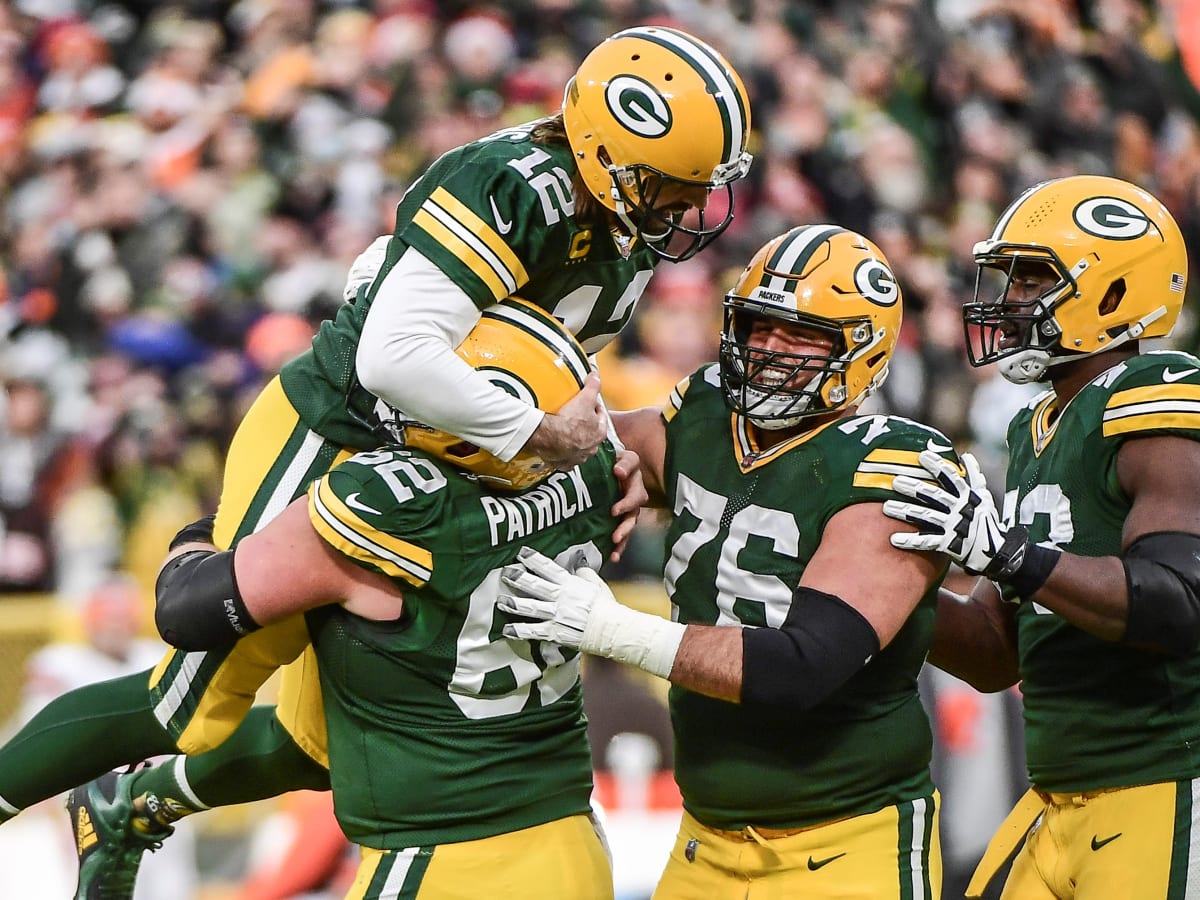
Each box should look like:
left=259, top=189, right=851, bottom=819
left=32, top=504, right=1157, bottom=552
left=345, top=492, right=383, bottom=516
left=925, top=438, right=953, bottom=454
left=1091, top=832, right=1122, bottom=851
left=488, top=195, right=513, bottom=235
left=807, top=852, right=846, bottom=871
left=1162, top=367, right=1193, bottom=383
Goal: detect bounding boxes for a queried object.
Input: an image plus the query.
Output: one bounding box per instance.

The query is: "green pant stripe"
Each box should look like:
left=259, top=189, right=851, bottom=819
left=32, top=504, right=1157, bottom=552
left=370, top=847, right=433, bottom=899
left=150, top=646, right=234, bottom=737
left=1167, top=778, right=1196, bottom=900
left=896, top=794, right=935, bottom=900
left=235, top=425, right=339, bottom=543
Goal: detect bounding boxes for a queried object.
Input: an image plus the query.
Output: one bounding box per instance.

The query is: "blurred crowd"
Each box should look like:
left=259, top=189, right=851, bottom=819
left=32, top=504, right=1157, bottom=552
left=1, top=0, right=1198, bottom=601
left=0, top=1, right=1198, bottom=896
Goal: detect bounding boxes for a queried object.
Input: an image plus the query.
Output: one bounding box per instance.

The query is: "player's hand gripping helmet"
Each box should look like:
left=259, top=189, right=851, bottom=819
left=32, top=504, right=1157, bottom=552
left=720, top=225, right=902, bottom=429
left=563, top=26, right=753, bottom=262
left=400, top=300, right=593, bottom=491
left=967, top=174, right=1188, bottom=384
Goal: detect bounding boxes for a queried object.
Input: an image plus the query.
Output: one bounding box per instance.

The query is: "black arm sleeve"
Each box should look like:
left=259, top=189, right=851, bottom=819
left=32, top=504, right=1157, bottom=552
left=741, top=586, right=881, bottom=708
left=1122, top=531, right=1200, bottom=657
left=155, top=549, right=261, bottom=651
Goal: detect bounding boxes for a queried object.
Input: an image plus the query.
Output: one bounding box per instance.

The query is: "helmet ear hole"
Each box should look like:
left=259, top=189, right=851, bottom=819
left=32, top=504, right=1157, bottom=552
left=1099, top=278, right=1126, bottom=317
left=443, top=441, right=480, bottom=460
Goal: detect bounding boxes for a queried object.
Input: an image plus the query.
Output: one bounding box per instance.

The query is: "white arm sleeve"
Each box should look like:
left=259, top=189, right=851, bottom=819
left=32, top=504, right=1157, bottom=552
left=356, top=247, right=544, bottom=462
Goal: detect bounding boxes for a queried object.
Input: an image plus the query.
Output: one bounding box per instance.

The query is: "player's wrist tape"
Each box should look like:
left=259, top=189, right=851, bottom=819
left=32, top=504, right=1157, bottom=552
left=983, top=526, right=1060, bottom=598
left=155, top=549, right=261, bottom=651
left=1122, top=531, right=1200, bottom=656
left=168, top=514, right=216, bottom=551
left=580, top=602, right=685, bottom=679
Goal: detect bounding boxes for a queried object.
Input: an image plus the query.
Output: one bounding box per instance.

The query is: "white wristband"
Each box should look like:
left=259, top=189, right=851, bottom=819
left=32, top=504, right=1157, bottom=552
left=580, top=602, right=686, bottom=679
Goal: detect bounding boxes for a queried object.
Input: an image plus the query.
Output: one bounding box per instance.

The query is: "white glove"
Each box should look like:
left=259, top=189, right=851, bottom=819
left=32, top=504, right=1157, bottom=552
left=498, top=547, right=684, bottom=678
left=883, top=450, right=1031, bottom=578
left=343, top=235, right=390, bottom=302
left=498, top=548, right=605, bottom=650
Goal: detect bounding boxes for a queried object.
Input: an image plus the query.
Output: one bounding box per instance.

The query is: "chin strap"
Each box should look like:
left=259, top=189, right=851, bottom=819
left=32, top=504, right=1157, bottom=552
left=1000, top=305, right=1169, bottom=385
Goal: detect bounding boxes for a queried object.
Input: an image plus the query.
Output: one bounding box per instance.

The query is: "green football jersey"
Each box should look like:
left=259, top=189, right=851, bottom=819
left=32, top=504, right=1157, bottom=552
left=280, top=120, right=659, bottom=448
left=303, top=443, right=619, bottom=849
left=661, top=366, right=950, bottom=829
left=1003, top=351, right=1200, bottom=792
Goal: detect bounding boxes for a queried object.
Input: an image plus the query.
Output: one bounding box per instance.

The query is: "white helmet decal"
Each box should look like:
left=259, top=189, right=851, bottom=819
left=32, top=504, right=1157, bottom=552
left=1073, top=197, right=1151, bottom=241
left=479, top=367, right=535, bottom=405
left=604, top=75, right=672, bottom=138
left=854, top=259, right=900, bottom=306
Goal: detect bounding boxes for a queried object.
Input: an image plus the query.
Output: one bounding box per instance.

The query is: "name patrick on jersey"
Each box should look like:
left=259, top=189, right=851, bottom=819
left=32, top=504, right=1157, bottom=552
left=480, top=468, right=594, bottom=546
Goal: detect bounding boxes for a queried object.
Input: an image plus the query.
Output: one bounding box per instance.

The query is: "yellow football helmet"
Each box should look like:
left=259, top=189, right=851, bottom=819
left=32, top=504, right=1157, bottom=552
left=967, top=174, right=1188, bottom=383
left=399, top=299, right=591, bottom=491
left=720, top=225, right=902, bottom=428
left=562, top=25, right=753, bottom=262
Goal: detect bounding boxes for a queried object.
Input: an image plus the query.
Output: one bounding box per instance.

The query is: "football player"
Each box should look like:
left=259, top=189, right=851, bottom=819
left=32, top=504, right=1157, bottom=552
left=0, top=24, right=751, bottom=899
left=123, top=301, right=627, bottom=898
left=882, top=175, right=1200, bottom=899
left=501, top=225, right=955, bottom=898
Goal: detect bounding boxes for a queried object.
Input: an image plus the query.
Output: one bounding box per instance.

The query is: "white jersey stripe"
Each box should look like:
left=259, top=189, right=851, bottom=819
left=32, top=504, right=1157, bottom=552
left=312, top=486, right=432, bottom=582
left=1103, top=399, right=1200, bottom=420
left=0, top=791, right=18, bottom=816
left=422, top=199, right=517, bottom=295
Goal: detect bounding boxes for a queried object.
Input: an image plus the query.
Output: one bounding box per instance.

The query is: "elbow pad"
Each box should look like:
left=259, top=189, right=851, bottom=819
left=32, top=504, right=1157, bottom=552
left=1122, top=531, right=1200, bottom=657
left=741, top=587, right=881, bottom=708
left=155, top=550, right=260, bottom=651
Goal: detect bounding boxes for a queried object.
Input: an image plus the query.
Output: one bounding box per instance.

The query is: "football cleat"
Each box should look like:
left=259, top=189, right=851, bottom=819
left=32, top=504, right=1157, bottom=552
left=67, top=771, right=173, bottom=900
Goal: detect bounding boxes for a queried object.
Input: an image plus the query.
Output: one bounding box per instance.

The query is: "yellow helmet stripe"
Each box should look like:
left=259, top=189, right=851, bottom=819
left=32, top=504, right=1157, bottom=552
left=309, top=479, right=432, bottom=587
left=484, top=302, right=590, bottom=386
left=618, top=26, right=747, bottom=171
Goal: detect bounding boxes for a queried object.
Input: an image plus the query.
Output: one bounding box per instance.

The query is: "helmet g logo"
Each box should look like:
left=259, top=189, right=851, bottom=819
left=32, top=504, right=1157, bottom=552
left=480, top=367, right=536, bottom=405
left=605, top=76, right=672, bottom=138
left=854, top=260, right=899, bottom=307
left=1073, top=197, right=1151, bottom=241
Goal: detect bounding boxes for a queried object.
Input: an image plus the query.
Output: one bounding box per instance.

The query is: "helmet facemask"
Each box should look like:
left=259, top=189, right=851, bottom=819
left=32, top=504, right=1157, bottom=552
left=964, top=246, right=1076, bottom=383
left=719, top=303, right=884, bottom=430
left=603, top=154, right=748, bottom=262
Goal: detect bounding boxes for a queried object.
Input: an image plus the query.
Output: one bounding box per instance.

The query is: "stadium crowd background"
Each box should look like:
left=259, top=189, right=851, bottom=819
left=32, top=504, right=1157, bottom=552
left=0, top=0, right=1197, bottom=897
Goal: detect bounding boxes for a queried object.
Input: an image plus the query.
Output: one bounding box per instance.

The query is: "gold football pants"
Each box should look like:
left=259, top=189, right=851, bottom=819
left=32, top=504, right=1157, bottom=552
left=969, top=780, right=1200, bottom=899
left=345, top=813, right=614, bottom=900
left=148, top=376, right=350, bottom=759
left=653, top=795, right=941, bottom=900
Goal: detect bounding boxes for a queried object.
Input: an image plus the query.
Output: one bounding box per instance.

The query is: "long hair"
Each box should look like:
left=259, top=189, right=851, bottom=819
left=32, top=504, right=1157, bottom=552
left=531, top=113, right=606, bottom=227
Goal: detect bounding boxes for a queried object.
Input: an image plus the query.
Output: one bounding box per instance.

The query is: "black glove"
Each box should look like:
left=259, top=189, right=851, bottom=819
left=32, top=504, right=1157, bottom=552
left=168, top=514, right=217, bottom=551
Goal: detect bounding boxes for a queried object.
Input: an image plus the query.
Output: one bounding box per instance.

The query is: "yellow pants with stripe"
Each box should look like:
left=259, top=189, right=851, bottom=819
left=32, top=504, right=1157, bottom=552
left=969, top=780, right=1200, bottom=899
left=147, top=377, right=349, bottom=761
left=345, top=813, right=613, bottom=900
left=653, top=796, right=941, bottom=900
